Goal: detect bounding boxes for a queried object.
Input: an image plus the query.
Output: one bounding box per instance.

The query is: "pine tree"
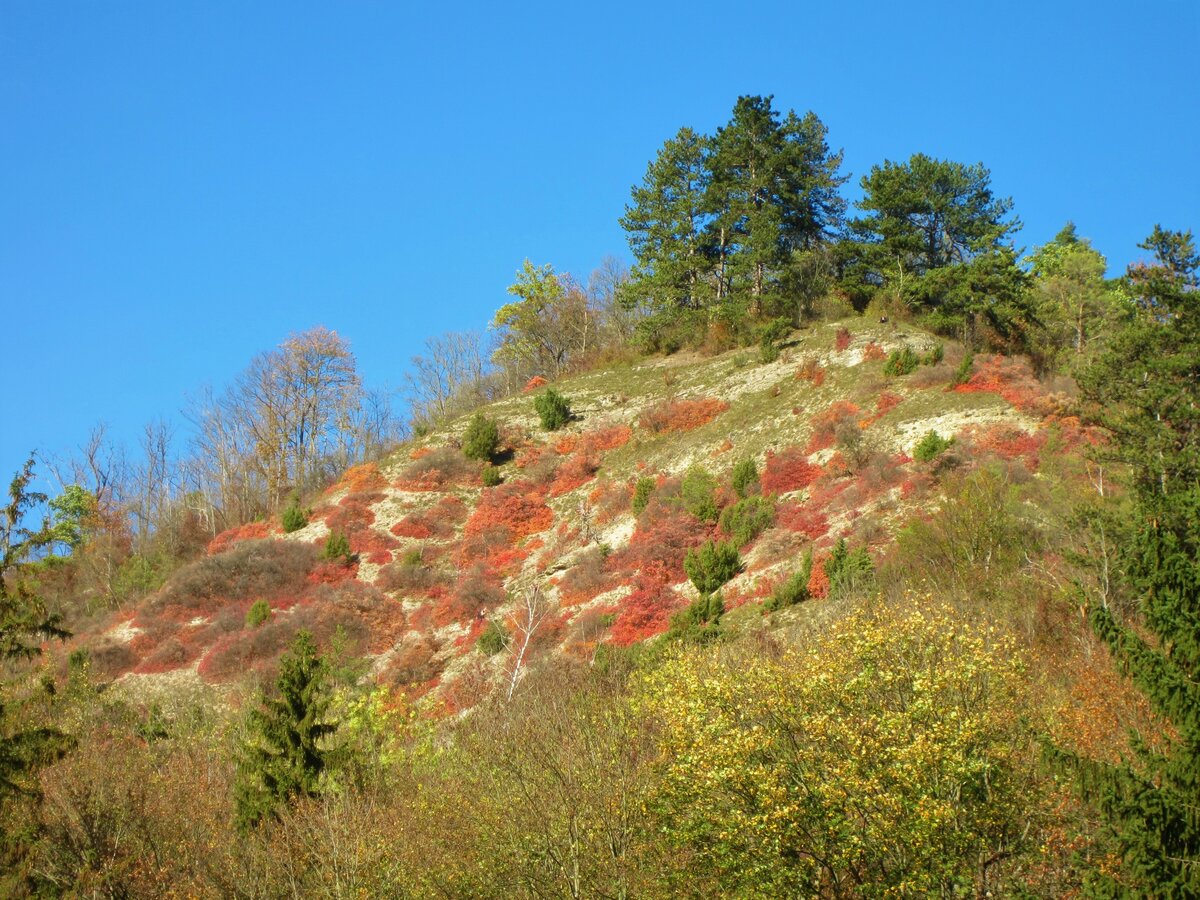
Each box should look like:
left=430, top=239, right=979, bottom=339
left=235, top=630, right=338, bottom=829
left=1057, top=226, right=1200, bottom=893
left=0, top=457, right=73, bottom=800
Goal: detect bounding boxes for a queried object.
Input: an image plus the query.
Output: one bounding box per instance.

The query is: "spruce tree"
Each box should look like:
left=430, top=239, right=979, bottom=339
left=235, top=630, right=338, bottom=828
left=1058, top=226, right=1200, bottom=893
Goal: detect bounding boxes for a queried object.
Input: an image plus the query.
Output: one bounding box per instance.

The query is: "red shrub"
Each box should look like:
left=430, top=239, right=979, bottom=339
left=588, top=479, right=631, bottom=524
left=580, top=423, right=633, bottom=454
left=639, top=396, right=729, bottom=434
left=870, top=391, right=903, bottom=421
left=465, top=482, right=554, bottom=540
left=307, top=559, right=359, bottom=586
left=434, top=564, right=506, bottom=627
left=608, top=500, right=711, bottom=587
left=963, top=424, right=1048, bottom=468
left=557, top=547, right=612, bottom=606
left=550, top=452, right=600, bottom=496
left=835, top=327, right=853, bottom=351
left=776, top=503, right=830, bottom=540
left=761, top=447, right=822, bottom=495
left=206, top=520, right=272, bottom=556
left=396, top=446, right=475, bottom=491
left=953, top=355, right=1051, bottom=414
left=350, top=528, right=400, bottom=565
left=410, top=446, right=433, bottom=460
left=320, top=490, right=382, bottom=537
left=390, top=495, right=466, bottom=541
left=609, top=579, right=684, bottom=646
left=862, top=341, right=886, bottom=361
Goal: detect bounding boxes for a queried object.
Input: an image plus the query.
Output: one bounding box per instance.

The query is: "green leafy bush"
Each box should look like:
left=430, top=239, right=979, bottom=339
left=245, top=599, right=272, bottom=628
left=462, top=413, right=500, bottom=461
left=684, top=540, right=742, bottom=595
left=922, top=343, right=944, bottom=366
left=281, top=500, right=310, bottom=534
left=632, top=477, right=656, bottom=516
left=321, top=531, right=353, bottom=563
left=719, top=496, right=775, bottom=547
left=681, top=467, right=720, bottom=523
left=731, top=459, right=759, bottom=498
left=481, top=464, right=502, bottom=487
left=913, top=430, right=954, bottom=462
left=533, top=389, right=572, bottom=431
left=883, top=346, right=920, bottom=376
left=477, top=619, right=508, bottom=656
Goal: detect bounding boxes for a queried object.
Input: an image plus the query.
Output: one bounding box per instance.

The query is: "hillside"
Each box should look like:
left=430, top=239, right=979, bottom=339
left=80, top=317, right=1084, bottom=709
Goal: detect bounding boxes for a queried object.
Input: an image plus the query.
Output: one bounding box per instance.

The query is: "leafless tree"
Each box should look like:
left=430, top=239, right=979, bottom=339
left=405, top=330, right=491, bottom=428
left=506, top=584, right=555, bottom=701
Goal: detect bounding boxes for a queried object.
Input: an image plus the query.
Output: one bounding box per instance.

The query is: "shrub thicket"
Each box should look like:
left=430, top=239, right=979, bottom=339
left=684, top=540, right=742, bottom=595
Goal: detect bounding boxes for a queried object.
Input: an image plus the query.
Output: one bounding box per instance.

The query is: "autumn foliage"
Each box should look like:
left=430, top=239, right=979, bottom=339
left=639, top=396, right=729, bottom=434
left=760, top=447, right=823, bottom=495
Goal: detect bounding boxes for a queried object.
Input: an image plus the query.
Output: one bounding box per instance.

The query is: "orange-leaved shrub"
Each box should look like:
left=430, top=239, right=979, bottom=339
left=639, top=397, right=729, bottom=434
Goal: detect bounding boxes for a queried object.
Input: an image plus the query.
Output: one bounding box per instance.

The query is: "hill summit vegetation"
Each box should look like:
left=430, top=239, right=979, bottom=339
left=1, top=95, right=1197, bottom=895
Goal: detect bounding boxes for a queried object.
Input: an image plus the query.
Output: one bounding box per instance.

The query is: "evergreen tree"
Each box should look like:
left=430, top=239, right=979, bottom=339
left=235, top=630, right=338, bottom=829
left=1056, top=226, right=1200, bottom=893
left=0, top=458, right=73, bottom=799
left=619, top=127, right=714, bottom=319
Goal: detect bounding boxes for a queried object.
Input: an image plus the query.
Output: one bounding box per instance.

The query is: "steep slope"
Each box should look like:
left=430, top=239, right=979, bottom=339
left=81, top=319, right=1087, bottom=706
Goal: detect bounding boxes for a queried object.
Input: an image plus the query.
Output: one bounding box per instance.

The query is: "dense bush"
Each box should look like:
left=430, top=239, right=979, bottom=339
left=730, top=458, right=758, bottom=497
left=684, top=540, right=742, bottom=595
left=913, top=429, right=954, bottom=462
left=481, top=464, right=503, bottom=487
left=321, top=531, right=353, bottom=563
left=534, top=389, right=573, bottom=431
left=477, top=619, right=508, bottom=656
left=281, top=500, right=310, bottom=533
left=824, top=538, right=874, bottom=597
left=246, top=599, right=272, bottom=628
left=680, top=467, right=721, bottom=523
left=760, top=447, right=822, bottom=494
left=631, top=477, right=656, bottom=515
left=639, top=396, right=729, bottom=434
left=765, top=553, right=813, bottom=611
left=462, top=413, right=500, bottom=461
left=719, top=496, right=774, bottom=547
left=883, top=346, right=920, bottom=376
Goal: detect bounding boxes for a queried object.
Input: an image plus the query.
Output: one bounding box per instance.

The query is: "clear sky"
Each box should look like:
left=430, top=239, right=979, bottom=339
left=3, top=0, right=1197, bottom=486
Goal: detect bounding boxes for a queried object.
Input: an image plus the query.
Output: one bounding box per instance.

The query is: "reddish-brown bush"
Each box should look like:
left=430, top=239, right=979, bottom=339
left=396, top=446, right=476, bottom=490
left=796, top=356, right=826, bottom=386
left=328, top=461, right=387, bottom=495
left=954, top=354, right=1052, bottom=414
left=523, top=375, right=549, bottom=393
left=144, top=539, right=317, bottom=625
left=639, top=396, right=729, bottom=434
left=776, top=503, right=831, bottom=540
left=464, top=482, right=554, bottom=540
left=806, top=401, right=862, bottom=453
left=549, top=452, right=600, bottom=496
left=434, top=564, right=506, bottom=627
left=206, top=520, right=273, bottom=556
left=862, top=341, right=886, bottom=361
left=834, top=327, right=853, bottom=351
left=319, top=490, right=382, bottom=538
left=761, top=447, right=823, bottom=495
left=557, top=547, right=612, bottom=606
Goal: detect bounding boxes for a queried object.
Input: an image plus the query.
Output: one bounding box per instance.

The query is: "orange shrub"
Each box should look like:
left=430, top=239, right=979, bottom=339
left=953, top=354, right=1051, bottom=414
left=549, top=452, right=600, bottom=496
left=862, top=341, right=886, bottom=361
left=523, top=375, right=549, bottom=393
left=639, top=396, right=729, bottom=434
left=464, top=482, right=554, bottom=540
left=776, top=503, right=831, bottom=540
left=796, top=357, right=826, bottom=386
left=433, top=564, right=505, bottom=627
left=761, top=447, right=822, bottom=494
left=206, top=520, right=272, bottom=556
left=835, top=327, right=853, bottom=351
left=329, top=461, right=387, bottom=495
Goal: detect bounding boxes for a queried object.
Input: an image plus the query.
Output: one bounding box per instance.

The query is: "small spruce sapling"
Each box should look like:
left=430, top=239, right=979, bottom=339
left=462, top=413, right=500, bottom=461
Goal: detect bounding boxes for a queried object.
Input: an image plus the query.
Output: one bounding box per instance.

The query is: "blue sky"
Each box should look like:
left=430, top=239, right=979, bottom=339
left=3, top=0, right=1197, bottom=486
